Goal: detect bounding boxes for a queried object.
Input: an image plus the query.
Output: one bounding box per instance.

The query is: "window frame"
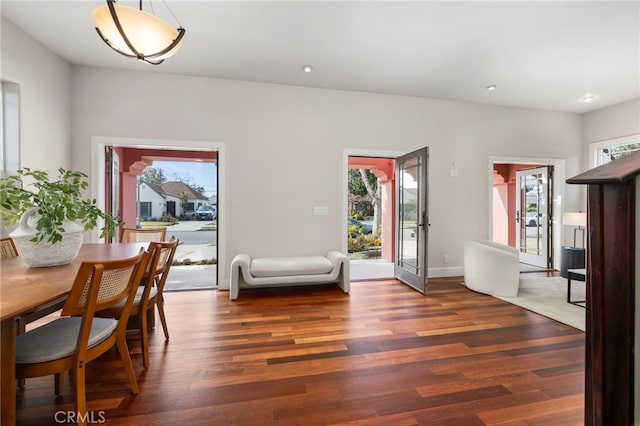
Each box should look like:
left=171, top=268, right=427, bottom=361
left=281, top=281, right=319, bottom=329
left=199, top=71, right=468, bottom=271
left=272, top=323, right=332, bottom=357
left=1, top=81, right=20, bottom=178
left=589, top=134, right=640, bottom=168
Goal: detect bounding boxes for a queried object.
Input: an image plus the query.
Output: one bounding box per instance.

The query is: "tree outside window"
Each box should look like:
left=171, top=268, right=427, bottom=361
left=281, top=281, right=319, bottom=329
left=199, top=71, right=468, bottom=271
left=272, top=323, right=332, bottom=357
left=598, top=143, right=640, bottom=165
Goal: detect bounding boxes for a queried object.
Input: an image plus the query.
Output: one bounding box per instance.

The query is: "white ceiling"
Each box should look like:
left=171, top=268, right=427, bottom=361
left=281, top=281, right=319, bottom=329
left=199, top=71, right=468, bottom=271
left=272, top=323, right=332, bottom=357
left=2, top=1, right=639, bottom=113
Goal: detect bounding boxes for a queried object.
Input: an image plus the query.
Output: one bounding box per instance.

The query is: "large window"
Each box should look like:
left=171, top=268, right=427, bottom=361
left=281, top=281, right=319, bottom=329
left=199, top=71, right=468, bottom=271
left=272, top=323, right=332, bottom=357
left=591, top=135, right=640, bottom=167
left=1, top=82, right=20, bottom=237
left=1, top=81, right=20, bottom=178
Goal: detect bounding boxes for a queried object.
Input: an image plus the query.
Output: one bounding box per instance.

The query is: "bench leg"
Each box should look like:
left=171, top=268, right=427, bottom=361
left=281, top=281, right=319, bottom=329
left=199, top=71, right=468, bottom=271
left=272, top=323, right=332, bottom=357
left=337, top=265, right=350, bottom=294
left=230, top=284, right=239, bottom=301
left=230, top=268, right=240, bottom=301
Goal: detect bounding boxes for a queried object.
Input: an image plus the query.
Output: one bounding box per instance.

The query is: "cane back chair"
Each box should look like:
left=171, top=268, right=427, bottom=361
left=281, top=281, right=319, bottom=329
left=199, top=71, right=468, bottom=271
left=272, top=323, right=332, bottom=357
left=15, top=249, right=150, bottom=425
left=96, top=237, right=179, bottom=368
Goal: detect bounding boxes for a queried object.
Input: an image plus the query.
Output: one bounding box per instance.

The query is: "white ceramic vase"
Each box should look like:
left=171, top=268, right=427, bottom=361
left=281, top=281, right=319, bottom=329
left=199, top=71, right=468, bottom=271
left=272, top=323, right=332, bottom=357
left=9, top=207, right=84, bottom=267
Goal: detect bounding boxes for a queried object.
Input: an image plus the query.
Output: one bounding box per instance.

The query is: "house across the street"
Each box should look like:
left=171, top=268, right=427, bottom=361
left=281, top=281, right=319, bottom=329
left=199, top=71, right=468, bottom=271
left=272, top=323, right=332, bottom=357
left=139, top=180, right=210, bottom=220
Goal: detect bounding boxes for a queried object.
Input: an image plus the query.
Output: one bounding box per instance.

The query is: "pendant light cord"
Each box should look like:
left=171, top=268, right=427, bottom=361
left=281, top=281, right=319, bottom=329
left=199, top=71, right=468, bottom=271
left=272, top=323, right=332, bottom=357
left=137, top=0, right=183, bottom=29
left=162, top=0, right=184, bottom=28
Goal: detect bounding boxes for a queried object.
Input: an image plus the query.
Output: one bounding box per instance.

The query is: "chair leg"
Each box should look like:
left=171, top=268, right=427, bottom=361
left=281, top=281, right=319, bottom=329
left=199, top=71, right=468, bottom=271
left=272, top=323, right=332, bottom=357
left=140, top=311, right=150, bottom=369
left=146, top=306, right=156, bottom=329
left=157, top=299, right=169, bottom=341
left=54, top=372, right=64, bottom=395
left=16, top=316, right=26, bottom=334
left=116, top=335, right=139, bottom=394
left=16, top=318, right=26, bottom=389
left=74, top=365, right=87, bottom=426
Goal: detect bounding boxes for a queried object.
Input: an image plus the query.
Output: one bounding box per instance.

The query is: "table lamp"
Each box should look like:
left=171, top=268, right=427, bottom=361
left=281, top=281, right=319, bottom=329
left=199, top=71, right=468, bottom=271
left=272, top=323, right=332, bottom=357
left=562, top=211, right=586, bottom=248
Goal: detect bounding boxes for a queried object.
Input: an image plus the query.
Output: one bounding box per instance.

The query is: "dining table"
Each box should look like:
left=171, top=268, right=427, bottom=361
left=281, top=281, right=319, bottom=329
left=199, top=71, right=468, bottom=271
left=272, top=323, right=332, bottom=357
left=1, top=242, right=148, bottom=425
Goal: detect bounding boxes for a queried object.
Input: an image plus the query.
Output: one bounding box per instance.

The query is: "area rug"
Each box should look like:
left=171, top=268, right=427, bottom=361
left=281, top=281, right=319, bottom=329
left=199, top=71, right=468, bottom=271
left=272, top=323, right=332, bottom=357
left=496, top=276, right=586, bottom=331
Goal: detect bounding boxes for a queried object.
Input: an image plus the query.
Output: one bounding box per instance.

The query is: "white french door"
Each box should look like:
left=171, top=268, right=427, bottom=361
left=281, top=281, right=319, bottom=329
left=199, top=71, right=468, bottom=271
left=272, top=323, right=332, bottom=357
left=394, top=147, right=429, bottom=294
left=515, top=166, right=552, bottom=268
left=105, top=147, right=120, bottom=242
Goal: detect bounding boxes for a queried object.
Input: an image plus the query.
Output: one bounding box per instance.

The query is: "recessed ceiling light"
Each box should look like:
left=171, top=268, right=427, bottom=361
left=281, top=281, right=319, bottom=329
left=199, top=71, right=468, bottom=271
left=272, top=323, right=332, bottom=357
left=486, top=84, right=497, bottom=91
left=581, top=95, right=596, bottom=103
left=302, top=65, right=313, bottom=73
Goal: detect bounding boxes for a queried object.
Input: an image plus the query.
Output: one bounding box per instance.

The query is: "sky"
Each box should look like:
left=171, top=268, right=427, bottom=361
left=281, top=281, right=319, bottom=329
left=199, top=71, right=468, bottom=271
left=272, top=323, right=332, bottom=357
left=153, top=160, right=217, bottom=197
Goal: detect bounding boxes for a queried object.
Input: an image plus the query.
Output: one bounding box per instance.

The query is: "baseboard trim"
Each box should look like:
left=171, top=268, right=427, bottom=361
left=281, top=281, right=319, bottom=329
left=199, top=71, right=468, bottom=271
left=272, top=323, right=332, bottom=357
left=428, top=266, right=464, bottom=278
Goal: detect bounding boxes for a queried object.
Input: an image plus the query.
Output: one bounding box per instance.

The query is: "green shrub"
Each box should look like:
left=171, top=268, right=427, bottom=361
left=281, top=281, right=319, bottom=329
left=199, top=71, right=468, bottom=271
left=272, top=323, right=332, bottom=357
left=348, top=235, right=367, bottom=253
left=348, top=228, right=381, bottom=253
left=160, top=213, right=178, bottom=224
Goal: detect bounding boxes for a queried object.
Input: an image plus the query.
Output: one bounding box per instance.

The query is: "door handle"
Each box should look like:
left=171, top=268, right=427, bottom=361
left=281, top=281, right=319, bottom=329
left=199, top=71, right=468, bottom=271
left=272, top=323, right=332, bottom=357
left=516, top=210, right=520, bottom=223
left=418, top=211, right=427, bottom=229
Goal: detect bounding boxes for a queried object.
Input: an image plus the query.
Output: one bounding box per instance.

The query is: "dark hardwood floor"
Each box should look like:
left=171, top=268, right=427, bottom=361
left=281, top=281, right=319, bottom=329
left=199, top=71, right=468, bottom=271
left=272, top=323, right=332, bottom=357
left=16, top=277, right=585, bottom=425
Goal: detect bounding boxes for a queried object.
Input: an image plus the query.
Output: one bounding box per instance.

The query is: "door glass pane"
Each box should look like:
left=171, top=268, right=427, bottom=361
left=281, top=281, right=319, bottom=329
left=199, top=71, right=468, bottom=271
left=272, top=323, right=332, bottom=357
left=398, top=157, right=420, bottom=275
left=517, top=168, right=550, bottom=268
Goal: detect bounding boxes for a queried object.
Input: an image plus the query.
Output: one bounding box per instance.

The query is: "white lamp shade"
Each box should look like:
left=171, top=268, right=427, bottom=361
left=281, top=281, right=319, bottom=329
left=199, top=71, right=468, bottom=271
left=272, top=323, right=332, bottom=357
left=93, top=4, right=183, bottom=60
left=563, top=212, right=586, bottom=227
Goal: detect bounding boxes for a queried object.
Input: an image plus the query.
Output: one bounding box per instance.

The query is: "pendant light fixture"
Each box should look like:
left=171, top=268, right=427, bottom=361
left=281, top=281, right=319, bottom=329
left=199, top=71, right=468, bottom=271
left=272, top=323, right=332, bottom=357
left=93, top=0, right=185, bottom=65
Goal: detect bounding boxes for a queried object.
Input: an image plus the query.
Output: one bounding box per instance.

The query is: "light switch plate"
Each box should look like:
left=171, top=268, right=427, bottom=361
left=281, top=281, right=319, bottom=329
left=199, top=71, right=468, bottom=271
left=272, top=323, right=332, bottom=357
left=314, top=207, right=329, bottom=216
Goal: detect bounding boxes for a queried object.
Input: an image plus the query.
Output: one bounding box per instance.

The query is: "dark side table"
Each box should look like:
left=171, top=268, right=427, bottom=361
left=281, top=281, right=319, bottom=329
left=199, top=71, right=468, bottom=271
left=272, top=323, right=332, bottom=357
left=560, top=246, right=585, bottom=278
left=567, top=268, right=586, bottom=307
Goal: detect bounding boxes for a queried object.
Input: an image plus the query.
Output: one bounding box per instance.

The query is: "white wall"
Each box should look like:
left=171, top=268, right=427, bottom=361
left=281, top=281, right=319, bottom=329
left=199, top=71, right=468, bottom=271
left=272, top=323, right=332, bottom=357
left=583, top=98, right=640, bottom=145
left=0, top=18, right=72, bottom=173
left=578, top=97, right=640, bottom=220
left=582, top=98, right=640, bottom=176
left=69, top=66, right=584, bottom=285
left=4, top=20, right=604, bottom=285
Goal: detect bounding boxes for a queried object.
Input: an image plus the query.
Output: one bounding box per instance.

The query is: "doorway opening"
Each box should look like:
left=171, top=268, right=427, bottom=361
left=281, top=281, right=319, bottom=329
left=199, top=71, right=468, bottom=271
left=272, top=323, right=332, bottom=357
left=491, top=158, right=564, bottom=272
left=345, top=146, right=429, bottom=296
left=93, top=137, right=224, bottom=291
left=347, top=156, right=394, bottom=280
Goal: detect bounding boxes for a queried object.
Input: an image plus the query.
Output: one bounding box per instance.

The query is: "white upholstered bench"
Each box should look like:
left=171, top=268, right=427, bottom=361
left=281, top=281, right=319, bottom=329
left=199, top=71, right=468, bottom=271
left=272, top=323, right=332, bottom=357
left=229, top=251, right=350, bottom=300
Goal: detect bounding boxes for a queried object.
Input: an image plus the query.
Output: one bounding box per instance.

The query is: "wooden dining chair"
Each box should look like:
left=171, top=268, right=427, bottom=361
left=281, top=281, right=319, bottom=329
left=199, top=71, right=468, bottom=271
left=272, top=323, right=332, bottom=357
left=15, top=249, right=150, bottom=426
left=145, top=237, right=179, bottom=343
left=0, top=237, right=18, bottom=258
left=3, top=235, right=67, bottom=390
left=4, top=235, right=64, bottom=338
left=121, top=227, right=167, bottom=243
left=96, top=237, right=179, bottom=368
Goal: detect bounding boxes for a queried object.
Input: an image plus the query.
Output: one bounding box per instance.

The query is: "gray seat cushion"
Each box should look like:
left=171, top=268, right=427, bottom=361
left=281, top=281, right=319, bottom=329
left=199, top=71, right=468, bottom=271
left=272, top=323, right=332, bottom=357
left=16, top=317, right=118, bottom=364
left=111, top=286, right=158, bottom=309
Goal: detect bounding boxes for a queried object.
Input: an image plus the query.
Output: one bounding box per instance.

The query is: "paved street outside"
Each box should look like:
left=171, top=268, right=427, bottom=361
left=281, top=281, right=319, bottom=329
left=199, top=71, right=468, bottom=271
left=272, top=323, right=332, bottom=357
left=152, top=220, right=217, bottom=263
left=150, top=220, right=218, bottom=291
left=165, top=263, right=217, bottom=291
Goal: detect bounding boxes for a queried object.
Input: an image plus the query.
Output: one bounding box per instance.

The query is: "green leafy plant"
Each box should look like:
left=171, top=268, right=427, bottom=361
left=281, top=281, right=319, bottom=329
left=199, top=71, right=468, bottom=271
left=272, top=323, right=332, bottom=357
left=347, top=227, right=382, bottom=253
left=0, top=167, right=121, bottom=244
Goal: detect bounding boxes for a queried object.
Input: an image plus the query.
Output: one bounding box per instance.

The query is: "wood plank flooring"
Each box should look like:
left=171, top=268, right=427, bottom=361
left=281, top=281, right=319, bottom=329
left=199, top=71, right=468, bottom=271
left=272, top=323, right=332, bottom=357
left=16, top=277, right=585, bottom=425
